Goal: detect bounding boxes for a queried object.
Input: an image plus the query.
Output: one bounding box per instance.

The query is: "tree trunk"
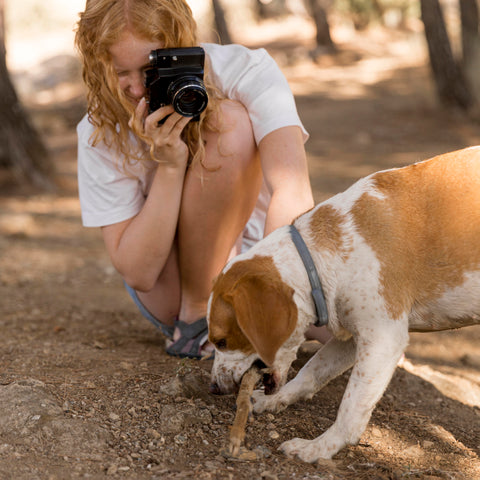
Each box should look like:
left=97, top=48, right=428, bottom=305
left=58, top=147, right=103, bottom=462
left=211, top=0, right=232, bottom=45
left=0, top=0, right=53, bottom=188
left=305, top=0, right=334, bottom=51
left=460, top=0, right=480, bottom=103
left=460, top=0, right=478, bottom=65
left=420, top=0, right=473, bottom=110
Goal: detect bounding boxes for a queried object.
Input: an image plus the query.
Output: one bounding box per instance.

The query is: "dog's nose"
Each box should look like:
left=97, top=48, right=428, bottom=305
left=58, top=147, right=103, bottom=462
left=209, top=382, right=223, bottom=395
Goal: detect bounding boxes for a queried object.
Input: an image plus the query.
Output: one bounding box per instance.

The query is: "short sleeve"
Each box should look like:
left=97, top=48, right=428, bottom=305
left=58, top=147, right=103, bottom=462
left=77, top=115, right=146, bottom=227
left=202, top=43, right=308, bottom=145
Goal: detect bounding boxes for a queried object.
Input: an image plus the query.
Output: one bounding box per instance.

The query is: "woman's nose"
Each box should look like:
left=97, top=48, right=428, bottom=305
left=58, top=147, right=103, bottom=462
left=128, top=72, right=146, bottom=99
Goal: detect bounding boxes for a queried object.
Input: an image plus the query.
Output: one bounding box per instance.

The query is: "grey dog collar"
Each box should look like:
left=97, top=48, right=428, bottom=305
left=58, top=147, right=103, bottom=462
left=289, top=224, right=328, bottom=327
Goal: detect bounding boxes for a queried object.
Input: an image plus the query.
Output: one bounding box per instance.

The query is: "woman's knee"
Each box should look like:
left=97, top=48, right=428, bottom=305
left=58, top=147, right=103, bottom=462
left=204, top=100, right=260, bottom=180
left=133, top=248, right=181, bottom=324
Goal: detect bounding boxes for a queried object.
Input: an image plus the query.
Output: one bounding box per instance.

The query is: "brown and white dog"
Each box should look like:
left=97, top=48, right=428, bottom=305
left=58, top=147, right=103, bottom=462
left=207, top=147, right=480, bottom=463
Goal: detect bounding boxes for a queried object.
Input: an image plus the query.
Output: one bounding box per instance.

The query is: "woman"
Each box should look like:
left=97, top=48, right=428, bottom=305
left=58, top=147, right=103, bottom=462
left=75, top=0, right=328, bottom=359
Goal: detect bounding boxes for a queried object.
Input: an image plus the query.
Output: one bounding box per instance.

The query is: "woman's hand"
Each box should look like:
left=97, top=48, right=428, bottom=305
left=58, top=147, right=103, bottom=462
left=131, top=97, right=192, bottom=169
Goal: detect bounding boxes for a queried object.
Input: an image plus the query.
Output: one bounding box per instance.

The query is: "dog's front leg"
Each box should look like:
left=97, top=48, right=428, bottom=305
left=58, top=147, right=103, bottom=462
left=280, top=323, right=409, bottom=462
left=253, top=337, right=356, bottom=413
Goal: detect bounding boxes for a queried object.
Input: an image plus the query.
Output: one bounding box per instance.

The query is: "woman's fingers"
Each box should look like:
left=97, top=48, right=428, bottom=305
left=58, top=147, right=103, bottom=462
left=146, top=111, right=192, bottom=145
left=130, top=98, right=192, bottom=139
left=163, top=113, right=192, bottom=138
left=129, top=97, right=149, bottom=131
left=129, top=99, right=193, bottom=166
left=144, top=105, right=174, bottom=132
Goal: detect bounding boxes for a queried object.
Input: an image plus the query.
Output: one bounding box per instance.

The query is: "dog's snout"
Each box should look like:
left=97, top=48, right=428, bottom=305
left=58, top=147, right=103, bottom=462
left=209, top=382, right=223, bottom=395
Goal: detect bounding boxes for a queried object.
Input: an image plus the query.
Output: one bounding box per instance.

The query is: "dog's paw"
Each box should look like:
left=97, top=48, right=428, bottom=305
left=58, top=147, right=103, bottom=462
left=280, top=438, right=328, bottom=463
left=251, top=390, right=287, bottom=413
left=279, top=435, right=339, bottom=463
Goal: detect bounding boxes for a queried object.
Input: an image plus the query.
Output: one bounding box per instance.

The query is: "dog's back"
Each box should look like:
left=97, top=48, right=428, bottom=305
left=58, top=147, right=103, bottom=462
left=308, top=146, right=480, bottom=331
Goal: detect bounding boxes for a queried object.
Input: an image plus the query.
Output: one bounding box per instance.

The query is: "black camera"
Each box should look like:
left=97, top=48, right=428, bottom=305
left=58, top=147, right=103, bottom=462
left=145, top=47, right=208, bottom=121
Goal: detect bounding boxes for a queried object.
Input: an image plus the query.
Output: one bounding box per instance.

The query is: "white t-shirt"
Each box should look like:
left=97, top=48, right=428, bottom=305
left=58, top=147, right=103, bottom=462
left=77, top=43, right=308, bottom=251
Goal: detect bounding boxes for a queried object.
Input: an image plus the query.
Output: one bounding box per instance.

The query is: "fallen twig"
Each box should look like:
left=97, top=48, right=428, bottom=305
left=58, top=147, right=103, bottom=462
left=228, top=365, right=262, bottom=456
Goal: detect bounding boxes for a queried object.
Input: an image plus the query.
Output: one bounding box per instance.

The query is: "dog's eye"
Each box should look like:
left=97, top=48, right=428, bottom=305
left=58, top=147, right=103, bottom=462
left=215, top=339, right=227, bottom=349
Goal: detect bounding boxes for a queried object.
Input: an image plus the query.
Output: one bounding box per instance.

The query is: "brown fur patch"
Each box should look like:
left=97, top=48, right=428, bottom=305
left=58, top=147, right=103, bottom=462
left=209, top=255, right=298, bottom=365
left=310, top=204, right=350, bottom=258
left=351, top=149, right=480, bottom=319
left=208, top=292, right=255, bottom=354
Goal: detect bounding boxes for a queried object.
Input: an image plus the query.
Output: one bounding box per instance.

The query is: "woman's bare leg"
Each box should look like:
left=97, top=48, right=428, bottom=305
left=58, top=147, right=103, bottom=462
left=136, top=245, right=180, bottom=328
left=177, top=101, right=262, bottom=324
left=135, top=101, right=262, bottom=346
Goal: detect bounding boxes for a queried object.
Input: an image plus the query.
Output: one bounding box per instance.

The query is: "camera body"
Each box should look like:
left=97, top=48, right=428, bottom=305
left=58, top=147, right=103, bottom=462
left=145, top=47, right=208, bottom=122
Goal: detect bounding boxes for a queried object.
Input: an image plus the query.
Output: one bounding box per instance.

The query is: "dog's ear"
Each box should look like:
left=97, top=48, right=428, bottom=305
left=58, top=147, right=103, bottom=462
left=225, top=263, right=298, bottom=366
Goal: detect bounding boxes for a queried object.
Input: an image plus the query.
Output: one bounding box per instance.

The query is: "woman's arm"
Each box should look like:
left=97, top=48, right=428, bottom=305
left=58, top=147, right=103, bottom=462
left=259, top=126, right=314, bottom=235
left=205, top=44, right=313, bottom=232
left=101, top=161, right=185, bottom=291
left=204, top=43, right=308, bottom=145
left=102, top=101, right=192, bottom=292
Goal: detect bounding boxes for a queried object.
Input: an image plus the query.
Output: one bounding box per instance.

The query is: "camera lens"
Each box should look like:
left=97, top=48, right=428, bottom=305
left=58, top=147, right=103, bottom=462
left=168, top=76, right=208, bottom=118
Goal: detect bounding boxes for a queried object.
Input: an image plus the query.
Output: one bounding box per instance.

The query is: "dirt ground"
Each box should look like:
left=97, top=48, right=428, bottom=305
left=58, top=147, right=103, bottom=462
left=1, top=21, right=480, bottom=480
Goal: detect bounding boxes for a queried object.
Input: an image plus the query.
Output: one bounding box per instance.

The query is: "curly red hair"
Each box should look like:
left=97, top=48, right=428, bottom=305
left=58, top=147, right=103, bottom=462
left=75, top=0, right=223, bottom=170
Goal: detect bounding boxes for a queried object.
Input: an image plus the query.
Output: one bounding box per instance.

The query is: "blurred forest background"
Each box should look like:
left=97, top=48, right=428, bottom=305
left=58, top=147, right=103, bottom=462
left=1, top=0, right=480, bottom=189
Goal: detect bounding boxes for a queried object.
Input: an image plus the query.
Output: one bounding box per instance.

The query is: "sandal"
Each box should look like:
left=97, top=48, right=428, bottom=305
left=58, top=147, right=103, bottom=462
left=166, top=317, right=213, bottom=360
left=160, top=324, right=175, bottom=340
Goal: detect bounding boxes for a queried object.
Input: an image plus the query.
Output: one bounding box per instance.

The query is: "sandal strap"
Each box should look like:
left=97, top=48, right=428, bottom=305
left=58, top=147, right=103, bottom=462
left=160, top=323, right=175, bottom=339
left=175, top=317, right=207, bottom=338
left=166, top=317, right=209, bottom=359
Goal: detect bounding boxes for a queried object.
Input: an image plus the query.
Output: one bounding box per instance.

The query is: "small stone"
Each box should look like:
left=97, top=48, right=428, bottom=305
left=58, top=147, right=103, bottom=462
left=253, top=445, right=272, bottom=458
left=174, top=434, right=187, bottom=445
left=402, top=444, right=423, bottom=457
left=146, top=428, right=161, bottom=439
left=268, top=431, right=280, bottom=440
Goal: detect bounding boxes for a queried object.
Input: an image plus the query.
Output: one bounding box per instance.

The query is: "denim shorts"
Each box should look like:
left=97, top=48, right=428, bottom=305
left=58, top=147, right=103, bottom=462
left=124, top=282, right=175, bottom=338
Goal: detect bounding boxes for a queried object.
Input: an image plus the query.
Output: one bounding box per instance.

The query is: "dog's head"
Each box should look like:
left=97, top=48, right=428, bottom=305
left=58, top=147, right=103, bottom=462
left=207, top=254, right=302, bottom=396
